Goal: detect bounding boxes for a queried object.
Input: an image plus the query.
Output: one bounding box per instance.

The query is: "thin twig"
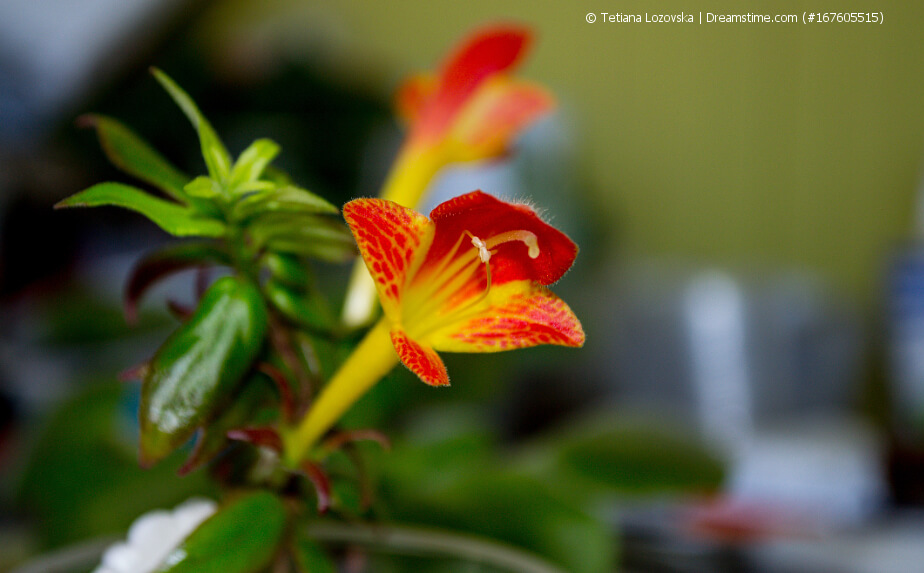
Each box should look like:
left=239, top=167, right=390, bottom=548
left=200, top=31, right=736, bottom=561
left=304, top=522, right=567, bottom=573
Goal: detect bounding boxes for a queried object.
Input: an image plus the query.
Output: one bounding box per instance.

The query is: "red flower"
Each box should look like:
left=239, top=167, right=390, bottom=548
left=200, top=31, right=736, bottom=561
left=344, top=191, right=583, bottom=385
left=394, top=24, right=554, bottom=163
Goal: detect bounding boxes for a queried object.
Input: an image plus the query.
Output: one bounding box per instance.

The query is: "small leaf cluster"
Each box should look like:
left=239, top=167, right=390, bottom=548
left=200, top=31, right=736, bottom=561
left=56, top=69, right=353, bottom=480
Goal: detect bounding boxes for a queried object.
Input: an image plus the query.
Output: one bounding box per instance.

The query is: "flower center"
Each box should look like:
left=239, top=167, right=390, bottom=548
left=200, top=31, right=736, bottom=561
left=403, top=229, right=540, bottom=337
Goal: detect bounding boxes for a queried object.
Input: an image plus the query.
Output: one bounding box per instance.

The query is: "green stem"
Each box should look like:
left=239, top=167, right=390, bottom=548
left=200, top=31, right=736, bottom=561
left=305, top=521, right=567, bottom=573
left=284, top=319, right=397, bottom=464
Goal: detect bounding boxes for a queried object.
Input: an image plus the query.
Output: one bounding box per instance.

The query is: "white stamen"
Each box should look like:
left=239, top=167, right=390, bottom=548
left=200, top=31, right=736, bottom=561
left=471, top=235, right=491, bottom=263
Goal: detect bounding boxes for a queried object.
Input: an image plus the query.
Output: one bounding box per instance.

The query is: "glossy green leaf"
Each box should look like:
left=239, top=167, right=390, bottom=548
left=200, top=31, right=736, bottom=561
left=264, top=280, right=333, bottom=332
left=82, top=114, right=191, bottom=202
left=151, top=68, right=232, bottom=182
left=140, top=276, right=268, bottom=465
left=232, top=186, right=338, bottom=221
left=156, top=491, right=287, bottom=573
left=228, top=138, right=280, bottom=192
left=55, top=183, right=225, bottom=237
left=292, top=536, right=336, bottom=573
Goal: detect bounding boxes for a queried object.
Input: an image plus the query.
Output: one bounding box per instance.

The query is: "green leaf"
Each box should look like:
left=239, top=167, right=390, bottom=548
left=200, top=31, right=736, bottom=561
left=517, top=416, right=725, bottom=499
left=232, top=186, right=339, bottom=222
left=156, top=491, right=287, bottom=573
left=140, top=276, right=268, bottom=465
left=151, top=68, right=232, bottom=182
left=184, top=176, right=222, bottom=199
left=249, top=213, right=357, bottom=263
left=292, top=536, right=336, bottom=573
left=262, top=252, right=316, bottom=289
left=179, top=372, right=279, bottom=475
left=228, top=138, right=280, bottom=192
left=264, top=279, right=333, bottom=332
left=81, top=114, right=191, bottom=202
left=55, top=183, right=225, bottom=237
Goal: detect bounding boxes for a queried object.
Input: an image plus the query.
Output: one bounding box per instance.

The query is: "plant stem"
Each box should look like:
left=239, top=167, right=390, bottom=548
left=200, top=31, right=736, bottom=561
left=305, top=521, right=567, bottom=573
left=284, top=319, right=397, bottom=464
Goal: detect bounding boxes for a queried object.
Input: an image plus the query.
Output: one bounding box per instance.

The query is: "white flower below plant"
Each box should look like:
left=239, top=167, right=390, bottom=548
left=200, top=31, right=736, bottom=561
left=93, top=498, right=217, bottom=573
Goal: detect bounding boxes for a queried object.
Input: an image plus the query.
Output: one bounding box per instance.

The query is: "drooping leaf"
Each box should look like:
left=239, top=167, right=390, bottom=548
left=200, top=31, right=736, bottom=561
left=227, top=138, right=280, bottom=192
left=155, top=491, right=287, bottom=573
left=140, top=276, right=267, bottom=465
left=124, top=241, right=232, bottom=323
left=516, top=417, right=726, bottom=499
left=80, top=114, right=191, bottom=202
left=151, top=68, right=232, bottom=182
left=55, top=183, right=225, bottom=237
left=232, top=186, right=338, bottom=222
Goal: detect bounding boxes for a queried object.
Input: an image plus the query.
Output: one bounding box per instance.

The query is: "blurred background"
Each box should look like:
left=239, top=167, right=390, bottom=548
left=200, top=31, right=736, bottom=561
left=2, top=0, right=924, bottom=571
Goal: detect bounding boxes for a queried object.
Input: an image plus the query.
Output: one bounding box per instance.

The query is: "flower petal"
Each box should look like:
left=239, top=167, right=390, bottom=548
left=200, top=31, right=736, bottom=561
left=413, top=25, right=533, bottom=143
left=422, top=191, right=577, bottom=286
left=343, top=198, right=434, bottom=319
left=439, top=24, right=532, bottom=109
left=391, top=329, right=449, bottom=386
left=427, top=281, right=584, bottom=353
left=395, top=74, right=437, bottom=124
left=448, top=78, right=554, bottom=161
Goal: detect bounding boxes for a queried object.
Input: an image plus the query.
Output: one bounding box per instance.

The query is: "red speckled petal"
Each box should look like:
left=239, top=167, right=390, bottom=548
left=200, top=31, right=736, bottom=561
left=422, top=191, right=577, bottom=287
left=427, top=281, right=584, bottom=353
left=343, top=198, right=434, bottom=319
left=391, top=329, right=449, bottom=386
left=413, top=25, right=532, bottom=143
left=448, top=78, right=554, bottom=161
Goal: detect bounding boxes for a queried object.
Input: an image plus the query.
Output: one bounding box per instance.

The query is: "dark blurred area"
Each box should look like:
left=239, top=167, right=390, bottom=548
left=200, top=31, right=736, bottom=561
left=2, top=1, right=924, bottom=572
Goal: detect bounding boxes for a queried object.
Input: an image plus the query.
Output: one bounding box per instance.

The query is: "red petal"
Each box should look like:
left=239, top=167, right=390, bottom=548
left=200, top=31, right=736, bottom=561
left=413, top=25, right=532, bottom=142
left=449, top=79, right=554, bottom=161
left=343, top=198, right=434, bottom=319
left=429, top=281, right=585, bottom=353
left=423, top=191, right=577, bottom=287
left=391, top=330, right=449, bottom=386
left=395, top=74, right=437, bottom=124
left=439, top=25, right=532, bottom=108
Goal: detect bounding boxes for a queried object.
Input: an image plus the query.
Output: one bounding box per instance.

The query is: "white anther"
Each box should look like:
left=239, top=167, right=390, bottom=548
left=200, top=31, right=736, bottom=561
left=471, top=236, right=491, bottom=263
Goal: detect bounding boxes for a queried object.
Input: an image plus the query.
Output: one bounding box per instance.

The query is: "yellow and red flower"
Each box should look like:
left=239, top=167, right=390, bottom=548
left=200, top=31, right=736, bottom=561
left=391, top=24, right=554, bottom=176
left=346, top=190, right=583, bottom=385
left=285, top=191, right=582, bottom=461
